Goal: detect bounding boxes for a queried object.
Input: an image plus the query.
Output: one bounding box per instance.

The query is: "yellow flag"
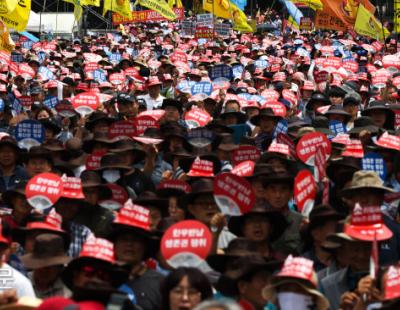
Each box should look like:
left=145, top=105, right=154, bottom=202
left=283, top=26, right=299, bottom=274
left=288, top=15, right=300, bottom=30
left=292, top=0, right=323, bottom=11
left=203, top=0, right=253, bottom=32
left=63, top=0, right=83, bottom=21
left=395, top=0, right=400, bottom=33
left=0, top=0, right=17, bottom=16
left=135, top=0, right=176, bottom=20
left=0, top=0, right=30, bottom=31
left=119, top=24, right=126, bottom=35
left=104, top=0, right=132, bottom=19
left=168, top=0, right=183, bottom=8
left=230, top=2, right=253, bottom=33
left=203, top=0, right=231, bottom=19
left=354, top=4, right=389, bottom=41
left=0, top=21, right=14, bottom=53
left=81, top=0, right=100, bottom=6
left=74, top=3, right=83, bottom=21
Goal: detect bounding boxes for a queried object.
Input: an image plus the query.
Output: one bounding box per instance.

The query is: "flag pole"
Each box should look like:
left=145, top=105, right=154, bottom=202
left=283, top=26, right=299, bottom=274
left=55, top=0, right=59, bottom=36
left=39, top=0, right=48, bottom=40
left=378, top=0, right=387, bottom=49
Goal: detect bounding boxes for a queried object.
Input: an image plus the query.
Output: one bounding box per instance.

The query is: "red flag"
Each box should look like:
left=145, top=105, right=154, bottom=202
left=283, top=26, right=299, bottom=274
left=314, top=145, right=327, bottom=182
left=322, top=178, right=330, bottom=205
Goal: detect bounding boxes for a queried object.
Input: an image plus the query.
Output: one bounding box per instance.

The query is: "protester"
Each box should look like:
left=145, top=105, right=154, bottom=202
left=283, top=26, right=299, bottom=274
left=160, top=267, right=213, bottom=310
left=1, top=2, right=400, bottom=310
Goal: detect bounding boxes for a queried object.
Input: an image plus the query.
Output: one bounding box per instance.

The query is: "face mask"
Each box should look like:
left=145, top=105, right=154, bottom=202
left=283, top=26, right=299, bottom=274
left=277, top=292, right=314, bottom=310
left=102, top=169, right=121, bottom=183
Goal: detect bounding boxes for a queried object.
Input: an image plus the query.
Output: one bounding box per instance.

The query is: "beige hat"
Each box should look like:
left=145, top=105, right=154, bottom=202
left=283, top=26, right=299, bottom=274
left=341, top=170, right=394, bottom=196
left=297, top=127, right=315, bottom=139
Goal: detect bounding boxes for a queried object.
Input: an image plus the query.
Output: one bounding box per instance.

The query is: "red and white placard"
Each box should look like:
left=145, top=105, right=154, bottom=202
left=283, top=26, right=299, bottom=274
left=261, top=89, right=280, bottom=101
left=268, top=141, right=290, bottom=156
left=85, top=151, right=107, bottom=170
left=232, top=145, right=261, bottom=166
left=187, top=157, right=214, bottom=177
left=61, top=176, right=84, bottom=199
left=138, top=109, right=166, bottom=121
left=114, top=199, right=151, bottom=231
left=71, top=92, right=100, bottom=116
left=261, top=101, right=286, bottom=117
left=375, top=132, right=400, bottom=152
left=134, top=115, right=159, bottom=136
left=231, top=160, right=255, bottom=177
left=277, top=255, right=315, bottom=284
left=184, top=108, right=212, bottom=129
left=108, top=120, right=136, bottom=140
left=384, top=266, right=400, bottom=300
left=342, top=139, right=364, bottom=158
left=157, top=180, right=191, bottom=194
left=296, top=132, right=331, bottom=165
left=161, top=220, right=212, bottom=268
left=294, top=169, right=316, bottom=217
left=214, top=173, right=255, bottom=216
left=26, top=173, right=63, bottom=211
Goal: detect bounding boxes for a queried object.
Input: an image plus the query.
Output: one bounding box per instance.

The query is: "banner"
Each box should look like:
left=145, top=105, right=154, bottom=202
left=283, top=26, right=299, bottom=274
left=354, top=4, right=389, bottom=41
left=319, top=0, right=375, bottom=26
left=315, top=7, right=347, bottom=31
left=197, top=13, right=213, bottom=27
left=103, top=0, right=132, bottom=19
left=135, top=0, right=176, bottom=20
left=300, top=17, right=313, bottom=30
left=0, top=0, right=31, bottom=31
left=214, top=23, right=232, bottom=36
left=195, top=27, right=214, bottom=39
left=112, top=7, right=184, bottom=24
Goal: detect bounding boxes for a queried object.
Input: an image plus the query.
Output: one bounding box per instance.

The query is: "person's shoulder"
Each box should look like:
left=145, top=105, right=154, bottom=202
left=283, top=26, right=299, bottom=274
left=143, top=268, right=165, bottom=281
left=138, top=94, right=150, bottom=100
left=70, top=221, right=92, bottom=234
left=2, top=263, right=30, bottom=284
left=288, top=209, right=304, bottom=220
left=321, top=267, right=347, bottom=287
left=383, top=214, right=400, bottom=232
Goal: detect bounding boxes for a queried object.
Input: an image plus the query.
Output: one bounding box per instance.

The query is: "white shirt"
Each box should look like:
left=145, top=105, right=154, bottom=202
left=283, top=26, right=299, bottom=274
left=138, top=94, right=165, bottom=110
left=0, top=263, right=35, bottom=297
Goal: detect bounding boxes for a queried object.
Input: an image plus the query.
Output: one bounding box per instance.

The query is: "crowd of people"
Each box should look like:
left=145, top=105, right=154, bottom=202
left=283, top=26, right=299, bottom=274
left=0, top=6, right=398, bottom=310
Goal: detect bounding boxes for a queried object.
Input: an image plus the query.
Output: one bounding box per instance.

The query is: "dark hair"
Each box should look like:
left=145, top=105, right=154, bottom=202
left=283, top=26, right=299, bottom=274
left=32, top=105, right=54, bottom=120
left=160, top=267, right=213, bottom=310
